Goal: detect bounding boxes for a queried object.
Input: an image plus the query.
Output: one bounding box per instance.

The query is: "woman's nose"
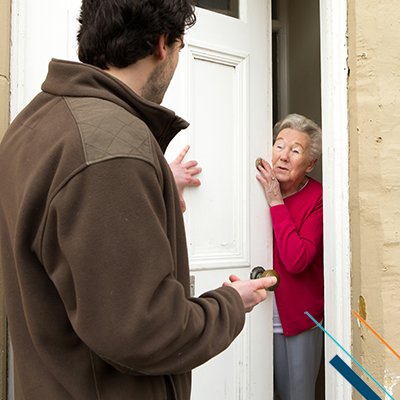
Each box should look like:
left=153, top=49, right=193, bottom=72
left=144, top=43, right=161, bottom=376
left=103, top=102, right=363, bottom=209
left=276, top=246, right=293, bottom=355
left=279, top=149, right=289, bottom=160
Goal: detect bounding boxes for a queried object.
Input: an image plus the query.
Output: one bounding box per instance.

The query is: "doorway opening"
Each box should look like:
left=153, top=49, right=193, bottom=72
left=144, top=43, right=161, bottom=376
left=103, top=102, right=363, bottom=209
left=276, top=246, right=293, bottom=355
left=272, top=0, right=322, bottom=184
left=272, top=0, right=325, bottom=398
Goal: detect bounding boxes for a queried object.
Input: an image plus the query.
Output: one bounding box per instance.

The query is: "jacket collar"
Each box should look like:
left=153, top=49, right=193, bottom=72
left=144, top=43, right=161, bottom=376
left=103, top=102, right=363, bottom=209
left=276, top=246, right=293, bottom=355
left=41, top=59, right=189, bottom=153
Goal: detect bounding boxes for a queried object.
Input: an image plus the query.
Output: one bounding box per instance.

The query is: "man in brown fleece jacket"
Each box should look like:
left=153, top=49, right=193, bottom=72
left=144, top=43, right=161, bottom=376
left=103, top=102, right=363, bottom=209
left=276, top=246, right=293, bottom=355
left=0, top=1, right=277, bottom=399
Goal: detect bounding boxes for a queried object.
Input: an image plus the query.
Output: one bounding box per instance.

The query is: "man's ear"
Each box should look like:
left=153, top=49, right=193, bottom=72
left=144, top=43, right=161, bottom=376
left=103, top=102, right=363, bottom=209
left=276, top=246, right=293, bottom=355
left=306, top=158, right=318, bottom=173
left=154, top=34, right=168, bottom=61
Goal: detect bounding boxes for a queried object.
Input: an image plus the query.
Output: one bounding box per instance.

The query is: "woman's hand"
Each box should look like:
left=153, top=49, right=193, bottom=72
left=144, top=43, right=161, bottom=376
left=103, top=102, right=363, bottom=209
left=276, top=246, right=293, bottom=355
left=169, top=145, right=202, bottom=212
left=256, top=158, right=284, bottom=207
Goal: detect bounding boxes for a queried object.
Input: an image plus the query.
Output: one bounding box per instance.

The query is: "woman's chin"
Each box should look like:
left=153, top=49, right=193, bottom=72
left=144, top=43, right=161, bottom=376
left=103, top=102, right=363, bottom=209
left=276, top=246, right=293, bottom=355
left=275, top=174, right=288, bottom=183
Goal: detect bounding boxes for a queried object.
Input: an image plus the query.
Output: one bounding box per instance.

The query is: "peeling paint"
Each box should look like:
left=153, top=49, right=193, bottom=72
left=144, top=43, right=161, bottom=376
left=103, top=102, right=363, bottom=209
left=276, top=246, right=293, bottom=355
left=384, top=371, right=400, bottom=399
left=357, top=52, right=368, bottom=60
left=359, top=295, right=367, bottom=320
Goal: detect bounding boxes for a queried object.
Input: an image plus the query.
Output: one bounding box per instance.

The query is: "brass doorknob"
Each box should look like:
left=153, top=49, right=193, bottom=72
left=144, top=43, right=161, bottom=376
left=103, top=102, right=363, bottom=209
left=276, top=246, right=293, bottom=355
left=255, top=157, right=263, bottom=170
left=250, top=266, right=280, bottom=291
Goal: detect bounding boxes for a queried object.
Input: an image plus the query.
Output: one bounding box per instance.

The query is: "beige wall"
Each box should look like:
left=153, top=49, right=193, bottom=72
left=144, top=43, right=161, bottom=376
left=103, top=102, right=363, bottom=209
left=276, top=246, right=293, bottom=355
left=0, top=0, right=9, bottom=396
left=348, top=0, right=400, bottom=398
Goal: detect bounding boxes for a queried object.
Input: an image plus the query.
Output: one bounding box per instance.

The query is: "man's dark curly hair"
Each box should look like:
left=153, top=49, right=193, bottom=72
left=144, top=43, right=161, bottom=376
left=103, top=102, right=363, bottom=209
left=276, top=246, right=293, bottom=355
left=77, top=0, right=196, bottom=69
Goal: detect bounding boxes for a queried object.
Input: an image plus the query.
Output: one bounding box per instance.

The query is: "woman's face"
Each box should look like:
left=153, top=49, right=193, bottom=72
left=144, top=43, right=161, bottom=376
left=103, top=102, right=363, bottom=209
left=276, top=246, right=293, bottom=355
left=272, top=128, right=316, bottom=185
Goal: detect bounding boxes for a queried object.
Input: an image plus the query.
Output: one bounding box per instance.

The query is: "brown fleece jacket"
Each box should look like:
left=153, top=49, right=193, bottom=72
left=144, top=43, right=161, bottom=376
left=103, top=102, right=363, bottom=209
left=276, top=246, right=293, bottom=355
left=0, top=59, right=245, bottom=400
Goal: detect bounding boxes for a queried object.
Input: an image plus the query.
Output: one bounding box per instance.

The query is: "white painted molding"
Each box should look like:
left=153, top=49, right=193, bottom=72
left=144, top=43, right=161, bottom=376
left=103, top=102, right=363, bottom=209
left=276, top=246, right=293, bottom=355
left=183, top=42, right=251, bottom=272
left=319, top=0, right=352, bottom=399
left=10, top=0, right=27, bottom=119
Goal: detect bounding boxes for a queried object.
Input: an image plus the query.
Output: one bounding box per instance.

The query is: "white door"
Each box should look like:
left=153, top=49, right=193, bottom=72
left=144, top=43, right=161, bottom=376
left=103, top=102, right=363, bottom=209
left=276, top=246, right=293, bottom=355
left=163, top=2, right=274, bottom=399
left=10, top=1, right=274, bottom=399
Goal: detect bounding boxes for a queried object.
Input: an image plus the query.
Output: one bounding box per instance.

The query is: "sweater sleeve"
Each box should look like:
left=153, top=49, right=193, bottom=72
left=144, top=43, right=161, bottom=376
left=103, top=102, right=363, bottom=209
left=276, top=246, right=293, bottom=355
left=270, top=193, right=323, bottom=274
left=41, top=157, right=245, bottom=376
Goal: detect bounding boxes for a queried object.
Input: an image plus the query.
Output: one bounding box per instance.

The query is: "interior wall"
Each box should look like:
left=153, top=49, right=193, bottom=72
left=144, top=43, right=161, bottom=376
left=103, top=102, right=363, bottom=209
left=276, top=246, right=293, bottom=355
left=287, top=0, right=322, bottom=183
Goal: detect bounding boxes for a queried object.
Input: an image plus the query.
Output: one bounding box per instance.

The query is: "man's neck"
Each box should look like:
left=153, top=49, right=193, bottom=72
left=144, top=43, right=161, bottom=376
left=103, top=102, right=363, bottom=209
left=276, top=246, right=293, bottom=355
left=104, top=57, right=155, bottom=97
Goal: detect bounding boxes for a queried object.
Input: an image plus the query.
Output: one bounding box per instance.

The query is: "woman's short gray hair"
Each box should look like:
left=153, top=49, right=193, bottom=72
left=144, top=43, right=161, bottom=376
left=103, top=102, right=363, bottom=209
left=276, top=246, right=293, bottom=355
left=273, top=114, right=322, bottom=161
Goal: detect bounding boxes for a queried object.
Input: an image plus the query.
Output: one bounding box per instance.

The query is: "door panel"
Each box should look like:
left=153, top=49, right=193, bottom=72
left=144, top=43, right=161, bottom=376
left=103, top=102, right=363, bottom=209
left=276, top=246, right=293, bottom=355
left=186, top=47, right=249, bottom=269
left=163, top=3, right=273, bottom=399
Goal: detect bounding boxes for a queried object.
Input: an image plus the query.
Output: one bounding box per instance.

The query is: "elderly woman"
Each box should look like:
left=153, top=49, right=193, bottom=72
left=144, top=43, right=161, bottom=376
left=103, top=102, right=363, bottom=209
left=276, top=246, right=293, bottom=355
left=256, top=114, right=323, bottom=400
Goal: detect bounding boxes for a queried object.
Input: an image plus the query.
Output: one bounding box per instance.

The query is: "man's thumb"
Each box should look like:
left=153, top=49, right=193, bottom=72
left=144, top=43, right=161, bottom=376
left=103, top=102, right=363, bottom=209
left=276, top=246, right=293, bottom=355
left=258, top=276, right=277, bottom=290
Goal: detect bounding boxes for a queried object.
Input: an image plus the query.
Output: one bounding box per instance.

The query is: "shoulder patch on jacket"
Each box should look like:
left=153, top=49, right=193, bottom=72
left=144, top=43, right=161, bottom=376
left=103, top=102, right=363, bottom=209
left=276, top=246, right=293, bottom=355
left=64, top=96, right=154, bottom=166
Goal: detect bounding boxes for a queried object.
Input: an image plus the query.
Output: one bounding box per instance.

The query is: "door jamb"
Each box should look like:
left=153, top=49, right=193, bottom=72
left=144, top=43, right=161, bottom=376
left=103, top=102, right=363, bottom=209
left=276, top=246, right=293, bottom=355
left=319, top=0, right=352, bottom=399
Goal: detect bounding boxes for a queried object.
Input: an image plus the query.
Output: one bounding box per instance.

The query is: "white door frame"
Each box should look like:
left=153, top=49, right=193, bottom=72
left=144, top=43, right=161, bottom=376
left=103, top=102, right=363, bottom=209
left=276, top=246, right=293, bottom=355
left=319, top=0, right=352, bottom=399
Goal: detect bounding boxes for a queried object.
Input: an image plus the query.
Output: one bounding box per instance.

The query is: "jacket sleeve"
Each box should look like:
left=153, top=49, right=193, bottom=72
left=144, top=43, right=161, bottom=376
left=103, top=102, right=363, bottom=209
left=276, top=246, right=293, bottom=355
left=269, top=195, right=323, bottom=275
left=40, top=157, right=245, bottom=376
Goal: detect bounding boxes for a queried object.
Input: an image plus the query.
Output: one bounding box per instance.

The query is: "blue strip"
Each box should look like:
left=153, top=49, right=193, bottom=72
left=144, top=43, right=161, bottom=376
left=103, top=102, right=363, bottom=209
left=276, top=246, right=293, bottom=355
left=305, top=312, right=393, bottom=399
left=330, top=355, right=381, bottom=400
